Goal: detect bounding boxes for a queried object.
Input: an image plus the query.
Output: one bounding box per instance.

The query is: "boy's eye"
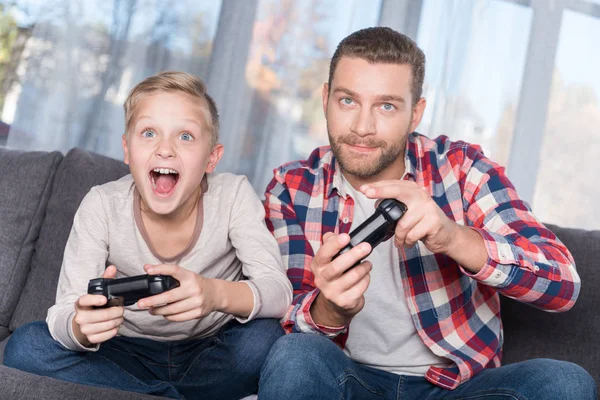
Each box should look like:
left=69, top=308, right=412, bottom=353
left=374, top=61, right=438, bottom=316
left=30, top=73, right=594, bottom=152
left=142, top=129, right=156, bottom=138
left=341, top=98, right=355, bottom=106
left=381, top=103, right=395, bottom=111
left=179, top=132, right=194, bottom=141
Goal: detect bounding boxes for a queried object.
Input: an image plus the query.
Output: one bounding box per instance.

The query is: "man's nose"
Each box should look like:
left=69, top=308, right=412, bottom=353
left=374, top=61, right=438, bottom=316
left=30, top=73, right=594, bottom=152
left=352, top=107, right=375, bottom=137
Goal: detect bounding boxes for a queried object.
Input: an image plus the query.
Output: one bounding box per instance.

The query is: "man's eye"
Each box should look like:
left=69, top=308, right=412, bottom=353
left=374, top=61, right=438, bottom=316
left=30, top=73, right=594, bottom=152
left=381, top=103, right=395, bottom=111
left=142, top=130, right=156, bottom=138
left=179, top=132, right=193, bottom=141
left=341, top=98, right=355, bottom=106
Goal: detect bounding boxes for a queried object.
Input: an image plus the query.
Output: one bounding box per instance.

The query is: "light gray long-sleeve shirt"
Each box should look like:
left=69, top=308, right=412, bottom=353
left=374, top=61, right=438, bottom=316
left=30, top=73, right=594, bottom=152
left=47, top=173, right=292, bottom=351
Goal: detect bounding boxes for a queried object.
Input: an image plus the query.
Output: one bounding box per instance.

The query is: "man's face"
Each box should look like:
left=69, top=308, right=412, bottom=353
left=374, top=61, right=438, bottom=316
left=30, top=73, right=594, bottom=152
left=323, top=57, right=425, bottom=181
left=122, top=91, right=223, bottom=217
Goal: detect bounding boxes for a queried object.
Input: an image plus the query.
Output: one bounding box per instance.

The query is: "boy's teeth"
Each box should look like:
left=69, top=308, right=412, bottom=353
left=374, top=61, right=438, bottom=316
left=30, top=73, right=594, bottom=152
left=153, top=168, right=177, bottom=174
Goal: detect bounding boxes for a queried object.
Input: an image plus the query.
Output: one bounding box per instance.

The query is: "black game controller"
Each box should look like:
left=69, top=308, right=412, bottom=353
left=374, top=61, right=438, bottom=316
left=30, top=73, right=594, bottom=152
left=88, top=274, right=180, bottom=308
left=334, top=198, right=407, bottom=264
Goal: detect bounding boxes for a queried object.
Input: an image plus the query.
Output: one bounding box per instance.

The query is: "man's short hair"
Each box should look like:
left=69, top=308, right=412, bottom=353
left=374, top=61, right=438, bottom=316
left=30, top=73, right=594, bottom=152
left=124, top=71, right=219, bottom=147
left=328, top=27, right=426, bottom=105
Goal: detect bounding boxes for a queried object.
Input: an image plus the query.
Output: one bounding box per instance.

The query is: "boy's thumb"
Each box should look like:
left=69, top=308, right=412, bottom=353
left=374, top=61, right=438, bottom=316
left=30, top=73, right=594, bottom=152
left=102, top=265, right=117, bottom=279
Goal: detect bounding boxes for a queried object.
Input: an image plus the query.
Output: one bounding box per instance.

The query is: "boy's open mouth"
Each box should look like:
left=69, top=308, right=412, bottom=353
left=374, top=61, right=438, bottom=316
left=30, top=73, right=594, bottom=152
left=149, top=168, right=180, bottom=196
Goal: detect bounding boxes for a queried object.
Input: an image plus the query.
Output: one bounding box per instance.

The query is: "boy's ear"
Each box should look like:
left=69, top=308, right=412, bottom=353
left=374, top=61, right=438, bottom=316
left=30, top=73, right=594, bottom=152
left=205, top=143, right=224, bottom=173
left=122, top=134, right=130, bottom=165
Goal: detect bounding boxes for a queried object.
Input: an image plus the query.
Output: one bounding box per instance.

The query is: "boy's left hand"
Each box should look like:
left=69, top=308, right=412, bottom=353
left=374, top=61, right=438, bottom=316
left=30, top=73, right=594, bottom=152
left=137, top=264, right=219, bottom=322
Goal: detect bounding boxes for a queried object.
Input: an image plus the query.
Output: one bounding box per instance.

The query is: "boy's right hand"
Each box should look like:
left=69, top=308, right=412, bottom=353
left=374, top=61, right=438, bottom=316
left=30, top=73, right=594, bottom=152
left=310, top=232, right=373, bottom=328
left=72, top=265, right=124, bottom=347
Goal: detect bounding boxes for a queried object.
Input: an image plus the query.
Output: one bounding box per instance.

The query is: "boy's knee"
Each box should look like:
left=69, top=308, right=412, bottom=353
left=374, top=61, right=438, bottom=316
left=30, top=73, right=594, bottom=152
left=4, top=321, right=57, bottom=370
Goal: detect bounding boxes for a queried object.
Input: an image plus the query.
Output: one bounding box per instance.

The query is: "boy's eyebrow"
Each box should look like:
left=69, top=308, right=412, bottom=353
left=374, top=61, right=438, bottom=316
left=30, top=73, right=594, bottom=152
left=135, top=115, right=203, bottom=129
left=332, top=87, right=406, bottom=104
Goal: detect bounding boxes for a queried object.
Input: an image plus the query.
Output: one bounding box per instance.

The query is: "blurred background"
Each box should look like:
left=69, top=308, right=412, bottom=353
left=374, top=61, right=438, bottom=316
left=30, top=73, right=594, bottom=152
left=0, top=0, right=598, bottom=229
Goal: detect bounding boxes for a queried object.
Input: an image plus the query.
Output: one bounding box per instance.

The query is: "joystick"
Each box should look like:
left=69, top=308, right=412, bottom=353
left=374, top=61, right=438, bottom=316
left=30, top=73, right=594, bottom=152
left=334, top=198, right=407, bottom=265
left=88, top=274, right=180, bottom=308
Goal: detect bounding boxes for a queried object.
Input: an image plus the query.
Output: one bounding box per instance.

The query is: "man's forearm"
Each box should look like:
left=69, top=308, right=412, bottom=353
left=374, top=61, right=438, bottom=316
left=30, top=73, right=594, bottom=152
left=310, top=293, right=352, bottom=328
left=445, top=224, right=488, bottom=274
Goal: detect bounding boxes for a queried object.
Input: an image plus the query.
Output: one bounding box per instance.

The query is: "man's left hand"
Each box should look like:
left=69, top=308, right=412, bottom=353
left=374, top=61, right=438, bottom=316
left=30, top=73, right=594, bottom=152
left=361, top=180, right=458, bottom=255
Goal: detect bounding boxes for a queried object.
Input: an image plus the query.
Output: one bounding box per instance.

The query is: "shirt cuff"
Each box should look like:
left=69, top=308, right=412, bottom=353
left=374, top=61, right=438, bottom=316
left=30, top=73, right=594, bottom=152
left=295, top=289, right=348, bottom=338
left=233, top=281, right=260, bottom=323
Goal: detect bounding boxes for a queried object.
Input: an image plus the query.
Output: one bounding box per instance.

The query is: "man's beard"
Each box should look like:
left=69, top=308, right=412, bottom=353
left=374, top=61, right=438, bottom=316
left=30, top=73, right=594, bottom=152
left=327, top=123, right=409, bottom=179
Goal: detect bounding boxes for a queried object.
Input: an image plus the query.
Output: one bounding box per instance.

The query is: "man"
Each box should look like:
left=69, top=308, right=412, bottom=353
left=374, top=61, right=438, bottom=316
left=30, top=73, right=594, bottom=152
left=258, top=27, right=596, bottom=399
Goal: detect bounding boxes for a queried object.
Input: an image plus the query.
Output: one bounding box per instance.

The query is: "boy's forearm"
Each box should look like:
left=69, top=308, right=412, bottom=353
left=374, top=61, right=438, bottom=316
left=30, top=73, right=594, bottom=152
left=211, top=279, right=254, bottom=318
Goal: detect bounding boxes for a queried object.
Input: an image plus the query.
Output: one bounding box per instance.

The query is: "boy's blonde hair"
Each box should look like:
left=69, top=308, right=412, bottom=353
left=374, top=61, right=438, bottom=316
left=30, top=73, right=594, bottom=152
left=123, top=71, right=219, bottom=147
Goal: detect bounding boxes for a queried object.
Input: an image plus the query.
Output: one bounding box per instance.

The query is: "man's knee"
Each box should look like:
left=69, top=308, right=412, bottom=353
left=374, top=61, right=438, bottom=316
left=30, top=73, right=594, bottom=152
left=519, top=359, right=596, bottom=399
left=262, top=333, right=343, bottom=375
left=4, top=321, right=60, bottom=372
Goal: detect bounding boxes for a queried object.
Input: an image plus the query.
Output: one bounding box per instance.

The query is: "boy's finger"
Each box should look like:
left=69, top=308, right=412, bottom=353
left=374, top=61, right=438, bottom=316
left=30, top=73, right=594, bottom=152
left=77, top=294, right=108, bottom=308
left=102, top=265, right=117, bottom=279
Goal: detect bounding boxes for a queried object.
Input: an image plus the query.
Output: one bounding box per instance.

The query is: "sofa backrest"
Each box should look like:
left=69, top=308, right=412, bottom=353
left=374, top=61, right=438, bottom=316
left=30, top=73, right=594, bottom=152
left=0, top=149, right=63, bottom=341
left=9, top=148, right=129, bottom=331
left=501, top=223, right=600, bottom=385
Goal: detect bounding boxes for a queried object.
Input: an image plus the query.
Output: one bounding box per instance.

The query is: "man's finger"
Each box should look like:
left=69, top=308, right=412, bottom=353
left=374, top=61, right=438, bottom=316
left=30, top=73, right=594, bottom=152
left=320, top=243, right=371, bottom=281
left=313, top=233, right=351, bottom=267
left=144, top=263, right=179, bottom=277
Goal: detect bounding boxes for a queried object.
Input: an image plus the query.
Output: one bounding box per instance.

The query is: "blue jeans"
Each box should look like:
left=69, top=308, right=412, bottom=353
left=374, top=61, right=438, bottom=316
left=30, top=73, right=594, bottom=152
left=259, top=333, right=597, bottom=400
left=4, top=318, right=283, bottom=399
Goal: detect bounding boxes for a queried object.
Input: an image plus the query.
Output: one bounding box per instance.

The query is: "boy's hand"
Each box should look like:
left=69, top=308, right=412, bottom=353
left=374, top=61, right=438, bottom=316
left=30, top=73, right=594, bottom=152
left=72, top=265, right=124, bottom=347
left=138, top=264, right=219, bottom=322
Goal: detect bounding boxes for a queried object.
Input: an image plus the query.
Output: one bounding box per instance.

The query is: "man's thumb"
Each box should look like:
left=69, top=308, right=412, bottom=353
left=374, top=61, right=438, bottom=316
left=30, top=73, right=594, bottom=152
left=102, top=265, right=117, bottom=279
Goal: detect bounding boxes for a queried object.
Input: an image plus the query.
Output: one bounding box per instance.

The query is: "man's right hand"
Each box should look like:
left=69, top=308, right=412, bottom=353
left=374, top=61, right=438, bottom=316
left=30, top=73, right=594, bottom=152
left=310, top=232, right=372, bottom=327
left=72, top=265, right=124, bottom=347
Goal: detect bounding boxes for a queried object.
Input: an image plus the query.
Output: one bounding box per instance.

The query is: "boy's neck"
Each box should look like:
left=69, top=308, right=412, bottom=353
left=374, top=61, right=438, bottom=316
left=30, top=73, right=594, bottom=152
left=140, top=184, right=203, bottom=227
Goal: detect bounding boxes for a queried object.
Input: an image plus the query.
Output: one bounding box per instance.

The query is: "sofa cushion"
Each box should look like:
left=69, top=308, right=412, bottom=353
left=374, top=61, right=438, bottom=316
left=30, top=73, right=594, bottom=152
left=0, top=365, right=162, bottom=399
left=10, top=148, right=129, bottom=330
left=0, top=149, right=62, bottom=329
left=501, top=224, right=600, bottom=384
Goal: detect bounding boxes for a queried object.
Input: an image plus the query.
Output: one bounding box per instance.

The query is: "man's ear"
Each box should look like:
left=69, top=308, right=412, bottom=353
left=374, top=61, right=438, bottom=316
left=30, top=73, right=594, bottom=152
left=322, top=83, right=329, bottom=118
left=122, top=134, right=130, bottom=165
left=205, top=143, right=224, bottom=174
left=409, top=97, right=427, bottom=133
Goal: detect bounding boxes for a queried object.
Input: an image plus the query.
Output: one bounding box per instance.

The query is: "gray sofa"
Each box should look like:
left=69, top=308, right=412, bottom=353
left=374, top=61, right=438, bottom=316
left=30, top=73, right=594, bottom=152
left=0, top=147, right=598, bottom=399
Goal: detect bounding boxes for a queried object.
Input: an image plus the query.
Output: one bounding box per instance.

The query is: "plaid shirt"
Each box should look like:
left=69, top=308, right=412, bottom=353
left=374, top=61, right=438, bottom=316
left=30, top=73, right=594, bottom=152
left=263, top=132, right=580, bottom=390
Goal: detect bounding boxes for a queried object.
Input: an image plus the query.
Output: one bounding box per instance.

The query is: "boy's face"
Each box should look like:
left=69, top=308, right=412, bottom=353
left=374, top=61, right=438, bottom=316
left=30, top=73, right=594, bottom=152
left=323, top=57, right=425, bottom=181
left=122, top=91, right=223, bottom=217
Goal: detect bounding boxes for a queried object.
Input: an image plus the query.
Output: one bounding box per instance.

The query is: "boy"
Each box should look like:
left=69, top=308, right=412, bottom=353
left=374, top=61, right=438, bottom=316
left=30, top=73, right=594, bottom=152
left=5, top=71, right=293, bottom=400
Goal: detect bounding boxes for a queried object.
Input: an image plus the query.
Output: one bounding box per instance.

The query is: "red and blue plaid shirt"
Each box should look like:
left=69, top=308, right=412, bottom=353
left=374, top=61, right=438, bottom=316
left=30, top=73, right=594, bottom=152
left=263, top=132, right=580, bottom=390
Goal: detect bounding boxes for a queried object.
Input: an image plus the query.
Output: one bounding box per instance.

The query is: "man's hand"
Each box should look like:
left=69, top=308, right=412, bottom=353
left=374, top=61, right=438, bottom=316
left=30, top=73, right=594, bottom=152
left=361, top=180, right=487, bottom=273
left=137, top=264, right=220, bottom=322
left=72, top=265, right=124, bottom=347
left=310, top=232, right=373, bottom=327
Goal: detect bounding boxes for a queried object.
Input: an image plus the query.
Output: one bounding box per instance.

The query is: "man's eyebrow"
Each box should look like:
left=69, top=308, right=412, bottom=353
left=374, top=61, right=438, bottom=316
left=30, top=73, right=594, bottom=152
left=375, top=94, right=406, bottom=104
left=332, top=87, right=360, bottom=98
left=332, top=87, right=406, bottom=104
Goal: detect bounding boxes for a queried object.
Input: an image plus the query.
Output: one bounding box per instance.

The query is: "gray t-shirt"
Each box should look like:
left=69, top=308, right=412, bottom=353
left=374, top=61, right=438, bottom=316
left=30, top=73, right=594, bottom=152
left=47, top=173, right=292, bottom=351
left=342, top=175, right=449, bottom=376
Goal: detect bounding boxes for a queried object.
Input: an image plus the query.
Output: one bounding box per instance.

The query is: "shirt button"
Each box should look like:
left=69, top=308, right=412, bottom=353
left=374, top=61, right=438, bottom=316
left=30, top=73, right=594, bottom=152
left=534, top=265, right=540, bottom=272
left=342, top=217, right=349, bottom=224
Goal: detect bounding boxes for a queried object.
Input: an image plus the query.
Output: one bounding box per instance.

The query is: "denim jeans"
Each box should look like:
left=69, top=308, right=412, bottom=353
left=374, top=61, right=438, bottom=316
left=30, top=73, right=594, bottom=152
left=259, top=333, right=597, bottom=400
left=4, top=318, right=283, bottom=400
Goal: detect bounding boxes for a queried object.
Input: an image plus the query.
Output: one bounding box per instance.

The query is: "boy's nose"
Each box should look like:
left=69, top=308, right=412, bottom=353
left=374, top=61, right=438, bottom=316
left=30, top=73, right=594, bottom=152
left=156, top=140, right=175, bottom=158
